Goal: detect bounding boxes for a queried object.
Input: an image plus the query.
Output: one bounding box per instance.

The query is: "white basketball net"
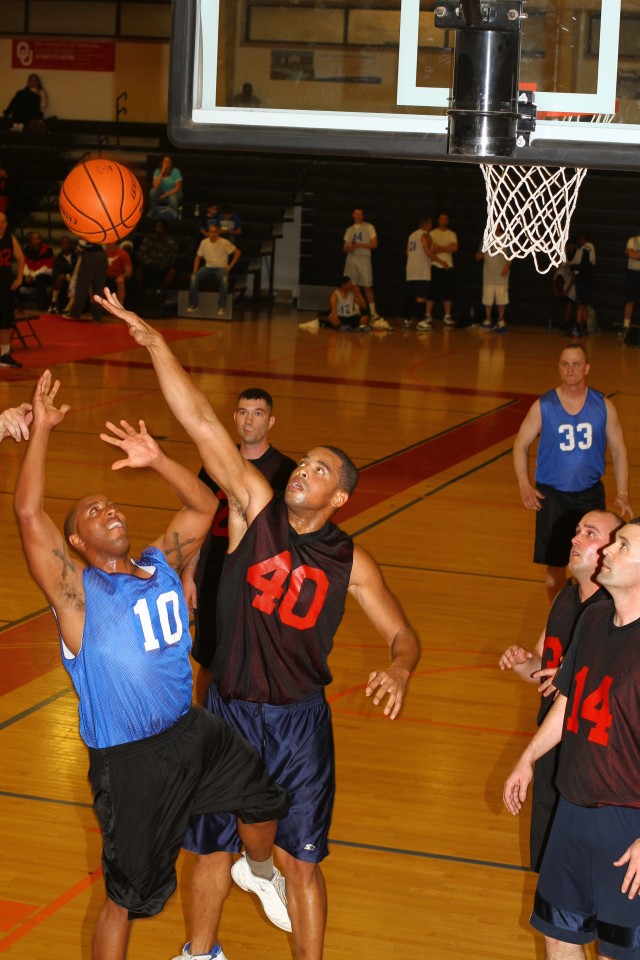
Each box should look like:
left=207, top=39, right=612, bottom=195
left=481, top=113, right=614, bottom=274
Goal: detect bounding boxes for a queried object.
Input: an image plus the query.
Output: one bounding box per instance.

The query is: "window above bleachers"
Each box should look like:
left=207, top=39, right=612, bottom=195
left=2, top=0, right=172, bottom=40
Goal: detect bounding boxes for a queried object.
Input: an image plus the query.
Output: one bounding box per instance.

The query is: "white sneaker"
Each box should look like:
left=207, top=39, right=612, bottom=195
left=443, top=315, right=455, bottom=326
left=371, top=317, right=393, bottom=331
left=217, top=308, right=226, bottom=316
left=416, top=319, right=433, bottom=331
left=171, top=942, right=228, bottom=960
left=482, top=319, right=493, bottom=328
left=187, top=306, right=196, bottom=313
left=298, top=318, right=320, bottom=333
left=402, top=318, right=412, bottom=329
left=231, top=854, right=292, bottom=932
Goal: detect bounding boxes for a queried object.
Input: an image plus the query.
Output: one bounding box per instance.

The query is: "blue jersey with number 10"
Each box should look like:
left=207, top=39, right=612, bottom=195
left=60, top=546, right=193, bottom=748
left=535, top=388, right=607, bottom=492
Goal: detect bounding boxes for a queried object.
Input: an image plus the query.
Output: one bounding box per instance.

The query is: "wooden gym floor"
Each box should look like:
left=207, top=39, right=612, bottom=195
left=1, top=306, right=638, bottom=960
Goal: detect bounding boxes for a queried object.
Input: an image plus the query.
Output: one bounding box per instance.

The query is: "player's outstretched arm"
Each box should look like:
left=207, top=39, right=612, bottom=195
left=503, top=693, right=566, bottom=814
left=0, top=403, right=33, bottom=443
left=13, top=372, right=83, bottom=647
left=100, top=418, right=217, bottom=571
left=348, top=545, right=420, bottom=720
left=513, top=400, right=545, bottom=510
left=92, top=289, right=272, bottom=520
left=605, top=399, right=634, bottom=519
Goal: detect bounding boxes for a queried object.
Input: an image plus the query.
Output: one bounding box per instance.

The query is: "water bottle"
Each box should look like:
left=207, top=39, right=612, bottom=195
left=194, top=203, right=200, bottom=218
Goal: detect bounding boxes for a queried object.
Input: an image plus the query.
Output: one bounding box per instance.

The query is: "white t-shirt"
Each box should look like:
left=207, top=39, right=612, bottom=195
left=429, top=228, right=457, bottom=269
left=197, top=236, right=236, bottom=268
left=627, top=236, right=640, bottom=272
left=406, top=229, right=431, bottom=281
left=344, top=222, right=376, bottom=258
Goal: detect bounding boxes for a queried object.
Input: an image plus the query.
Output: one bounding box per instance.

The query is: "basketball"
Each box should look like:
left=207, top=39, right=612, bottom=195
left=59, top=159, right=143, bottom=244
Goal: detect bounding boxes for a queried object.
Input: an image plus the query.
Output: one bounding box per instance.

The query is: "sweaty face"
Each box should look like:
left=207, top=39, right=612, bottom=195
left=71, top=496, right=129, bottom=556
left=285, top=447, right=345, bottom=512
left=568, top=512, right=620, bottom=580
left=598, top=524, right=640, bottom=591
left=234, top=399, right=274, bottom=446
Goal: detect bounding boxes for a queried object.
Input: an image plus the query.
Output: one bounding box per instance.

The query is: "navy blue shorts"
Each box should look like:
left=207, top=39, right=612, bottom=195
left=183, top=687, right=335, bottom=863
left=532, top=797, right=640, bottom=960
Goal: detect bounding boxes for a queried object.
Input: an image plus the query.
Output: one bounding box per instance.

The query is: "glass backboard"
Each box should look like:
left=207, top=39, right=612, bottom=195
left=169, top=0, right=640, bottom=169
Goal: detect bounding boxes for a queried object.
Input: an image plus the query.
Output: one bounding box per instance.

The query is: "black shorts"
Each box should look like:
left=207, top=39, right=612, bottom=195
left=574, top=281, right=592, bottom=306
left=532, top=798, right=640, bottom=960
left=0, top=286, right=15, bottom=330
left=405, top=279, right=430, bottom=299
left=533, top=481, right=605, bottom=567
left=626, top=270, right=640, bottom=303
left=88, top=706, right=288, bottom=919
left=429, top=267, right=454, bottom=301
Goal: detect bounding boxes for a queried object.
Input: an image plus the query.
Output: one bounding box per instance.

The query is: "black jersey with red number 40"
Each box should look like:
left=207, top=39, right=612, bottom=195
left=211, top=496, right=354, bottom=704
left=555, top=597, right=640, bottom=808
left=537, top=585, right=608, bottom=725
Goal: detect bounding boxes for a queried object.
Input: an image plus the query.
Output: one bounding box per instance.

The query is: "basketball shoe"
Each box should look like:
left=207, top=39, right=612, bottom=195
left=231, top=854, right=291, bottom=931
left=171, top=942, right=228, bottom=960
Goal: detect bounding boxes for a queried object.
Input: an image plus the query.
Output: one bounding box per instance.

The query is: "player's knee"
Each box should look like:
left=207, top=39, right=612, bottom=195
left=277, top=853, right=321, bottom=888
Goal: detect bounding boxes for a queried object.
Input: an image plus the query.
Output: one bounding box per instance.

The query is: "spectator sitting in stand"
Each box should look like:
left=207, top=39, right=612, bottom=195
left=48, top=236, right=77, bottom=314
left=22, top=231, right=54, bottom=310
left=27, top=74, right=48, bottom=116
left=135, top=221, right=177, bottom=292
left=105, top=241, right=133, bottom=304
left=4, top=78, right=43, bottom=131
left=231, top=83, right=262, bottom=108
left=148, top=156, right=183, bottom=221
left=215, top=205, right=242, bottom=238
left=0, top=167, right=12, bottom=216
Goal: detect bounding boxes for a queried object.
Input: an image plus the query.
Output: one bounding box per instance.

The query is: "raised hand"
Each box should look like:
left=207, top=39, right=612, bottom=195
left=100, top=419, right=162, bottom=471
left=31, top=370, right=70, bottom=431
left=92, top=288, right=161, bottom=347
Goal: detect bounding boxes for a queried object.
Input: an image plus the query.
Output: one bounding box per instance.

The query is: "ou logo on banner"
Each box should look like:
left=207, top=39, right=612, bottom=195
left=15, top=41, right=34, bottom=67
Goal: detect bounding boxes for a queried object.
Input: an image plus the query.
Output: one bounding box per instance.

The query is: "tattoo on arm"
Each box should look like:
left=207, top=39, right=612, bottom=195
left=165, top=531, right=197, bottom=567
left=53, top=545, right=76, bottom=580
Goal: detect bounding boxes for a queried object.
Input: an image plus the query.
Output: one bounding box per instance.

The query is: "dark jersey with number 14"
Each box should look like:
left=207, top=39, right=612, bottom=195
left=555, top=598, right=640, bottom=808
left=212, top=495, right=354, bottom=704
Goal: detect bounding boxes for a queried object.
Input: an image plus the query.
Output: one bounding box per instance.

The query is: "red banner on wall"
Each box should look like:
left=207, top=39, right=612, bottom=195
left=12, top=39, right=116, bottom=72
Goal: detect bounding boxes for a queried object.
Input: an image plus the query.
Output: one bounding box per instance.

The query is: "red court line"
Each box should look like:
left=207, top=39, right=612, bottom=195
left=77, top=356, right=533, bottom=401
left=0, top=867, right=103, bottom=952
left=338, top=397, right=530, bottom=522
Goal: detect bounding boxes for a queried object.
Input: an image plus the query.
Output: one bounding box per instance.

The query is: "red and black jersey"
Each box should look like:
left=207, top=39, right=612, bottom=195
left=192, top=446, right=297, bottom=668
left=537, top=585, right=608, bottom=725
left=211, top=495, right=354, bottom=704
left=0, top=230, right=14, bottom=287
left=555, top=597, right=640, bottom=808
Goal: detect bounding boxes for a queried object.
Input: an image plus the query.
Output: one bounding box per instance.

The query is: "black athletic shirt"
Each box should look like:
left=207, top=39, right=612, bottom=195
left=212, top=495, right=354, bottom=704
left=537, top=585, right=607, bottom=725
left=191, top=445, right=297, bottom=668
left=0, top=230, right=14, bottom=286
left=555, top=597, right=640, bottom=808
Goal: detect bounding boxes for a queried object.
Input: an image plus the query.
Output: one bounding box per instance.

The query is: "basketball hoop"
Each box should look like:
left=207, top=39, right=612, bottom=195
left=481, top=112, right=615, bottom=274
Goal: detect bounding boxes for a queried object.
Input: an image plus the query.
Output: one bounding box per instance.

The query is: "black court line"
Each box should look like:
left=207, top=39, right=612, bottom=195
left=0, top=785, right=528, bottom=873
left=350, top=448, right=513, bottom=538
left=0, top=606, right=54, bottom=633
left=378, top=562, right=542, bottom=585
left=0, top=687, right=74, bottom=730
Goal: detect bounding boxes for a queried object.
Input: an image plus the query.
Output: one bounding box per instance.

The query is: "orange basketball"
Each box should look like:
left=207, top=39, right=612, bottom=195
left=59, top=159, right=143, bottom=244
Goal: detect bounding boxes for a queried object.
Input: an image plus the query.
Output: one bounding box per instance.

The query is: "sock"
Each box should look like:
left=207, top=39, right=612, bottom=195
left=1, top=344, right=10, bottom=356
left=369, top=301, right=377, bottom=316
left=51, top=290, right=59, bottom=303
left=624, top=318, right=631, bottom=328
left=246, top=854, right=274, bottom=881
